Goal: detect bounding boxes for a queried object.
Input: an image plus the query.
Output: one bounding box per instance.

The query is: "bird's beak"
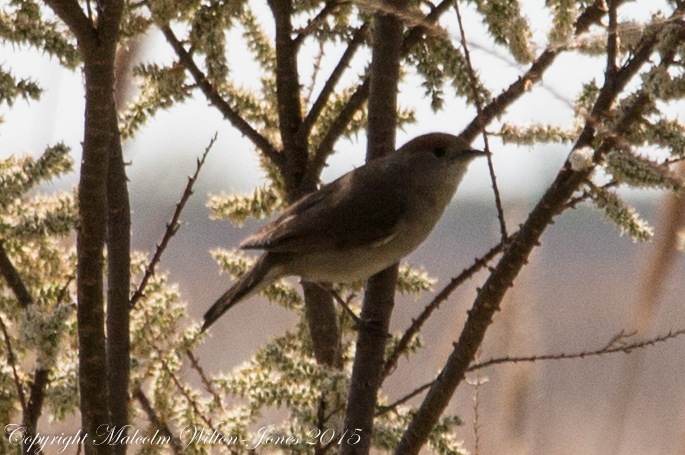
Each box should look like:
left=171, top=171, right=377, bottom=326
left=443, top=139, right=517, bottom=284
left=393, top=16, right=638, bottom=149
left=464, top=149, right=487, bottom=159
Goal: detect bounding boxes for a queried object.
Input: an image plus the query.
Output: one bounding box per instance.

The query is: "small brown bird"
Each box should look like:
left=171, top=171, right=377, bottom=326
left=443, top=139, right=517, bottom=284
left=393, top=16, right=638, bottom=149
left=203, top=133, right=484, bottom=331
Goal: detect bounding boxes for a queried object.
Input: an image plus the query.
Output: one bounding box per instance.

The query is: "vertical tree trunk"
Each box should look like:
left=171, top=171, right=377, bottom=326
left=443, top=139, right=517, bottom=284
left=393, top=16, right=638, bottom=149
left=341, top=0, right=408, bottom=452
left=43, top=1, right=126, bottom=452
left=106, top=136, right=131, bottom=455
left=78, top=53, right=115, bottom=455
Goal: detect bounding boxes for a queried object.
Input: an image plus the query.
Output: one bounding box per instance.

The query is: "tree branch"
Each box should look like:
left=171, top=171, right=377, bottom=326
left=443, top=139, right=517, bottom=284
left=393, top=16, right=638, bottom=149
left=98, top=0, right=126, bottom=50
left=311, top=0, right=609, bottom=184
left=0, top=241, right=33, bottom=308
left=42, top=0, right=95, bottom=49
left=380, top=328, right=685, bottom=417
left=308, top=0, right=459, bottom=178
left=457, top=0, right=625, bottom=146
left=467, top=329, right=685, bottom=372
left=376, top=382, right=433, bottom=417
left=574, top=0, right=609, bottom=36
left=301, top=22, right=370, bottom=186
left=133, top=388, right=184, bottom=455
left=293, top=0, right=342, bottom=46
left=130, top=133, right=216, bottom=307
left=161, top=360, right=238, bottom=454
left=303, top=40, right=325, bottom=108
left=0, top=314, right=26, bottom=414
left=382, top=241, right=505, bottom=380
left=302, top=23, right=370, bottom=189
left=310, top=78, right=370, bottom=178
left=607, top=0, right=620, bottom=77
left=185, top=348, right=224, bottom=410
left=303, top=282, right=343, bottom=367
left=65, top=0, right=125, bottom=451
left=160, top=25, right=284, bottom=169
left=267, top=0, right=307, bottom=197
left=23, top=368, right=50, bottom=439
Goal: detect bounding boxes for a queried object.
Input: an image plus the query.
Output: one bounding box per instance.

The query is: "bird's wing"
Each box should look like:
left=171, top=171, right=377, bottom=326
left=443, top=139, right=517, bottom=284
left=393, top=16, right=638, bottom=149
left=240, top=165, right=407, bottom=253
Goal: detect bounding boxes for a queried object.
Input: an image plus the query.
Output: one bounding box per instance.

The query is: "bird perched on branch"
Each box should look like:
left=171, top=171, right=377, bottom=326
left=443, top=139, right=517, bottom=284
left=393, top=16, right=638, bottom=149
left=202, top=133, right=484, bottom=331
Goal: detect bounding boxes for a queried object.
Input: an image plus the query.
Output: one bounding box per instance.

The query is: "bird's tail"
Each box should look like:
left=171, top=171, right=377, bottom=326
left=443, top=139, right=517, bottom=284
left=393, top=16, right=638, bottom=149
left=202, top=253, right=282, bottom=332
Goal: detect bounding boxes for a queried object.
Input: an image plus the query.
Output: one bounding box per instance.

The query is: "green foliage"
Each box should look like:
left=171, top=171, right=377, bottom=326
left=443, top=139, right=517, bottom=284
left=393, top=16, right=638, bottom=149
left=0, top=0, right=80, bottom=69
left=497, top=123, right=578, bottom=145
left=396, top=264, right=436, bottom=296
left=120, top=1, right=153, bottom=39
left=407, top=35, right=490, bottom=111
left=569, top=28, right=685, bottom=240
left=120, top=64, right=193, bottom=139
left=0, top=66, right=42, bottom=107
left=0, top=149, right=78, bottom=445
left=189, top=0, right=247, bottom=84
left=574, top=80, right=600, bottom=125
left=637, top=117, right=685, bottom=156
left=587, top=184, right=654, bottom=242
left=604, top=150, right=679, bottom=191
left=310, top=83, right=370, bottom=149
left=208, top=185, right=284, bottom=226
left=0, top=144, right=73, bottom=209
left=546, top=0, right=576, bottom=45
left=467, top=0, right=533, bottom=64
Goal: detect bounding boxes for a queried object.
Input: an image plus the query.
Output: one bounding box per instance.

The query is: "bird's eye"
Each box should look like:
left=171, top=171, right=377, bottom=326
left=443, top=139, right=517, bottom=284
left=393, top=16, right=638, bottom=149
left=433, top=147, right=447, bottom=158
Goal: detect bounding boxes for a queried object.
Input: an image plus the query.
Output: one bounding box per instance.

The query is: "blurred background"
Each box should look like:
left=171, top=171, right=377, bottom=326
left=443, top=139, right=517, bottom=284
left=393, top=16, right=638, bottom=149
left=2, top=0, right=685, bottom=454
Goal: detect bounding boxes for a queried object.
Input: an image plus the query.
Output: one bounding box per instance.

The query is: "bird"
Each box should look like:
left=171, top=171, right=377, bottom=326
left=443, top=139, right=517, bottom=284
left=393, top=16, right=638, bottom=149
left=202, top=133, right=485, bottom=331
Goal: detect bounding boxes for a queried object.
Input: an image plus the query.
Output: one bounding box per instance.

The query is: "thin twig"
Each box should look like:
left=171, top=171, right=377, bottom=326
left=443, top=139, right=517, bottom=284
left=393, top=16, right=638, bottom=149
left=130, top=133, right=217, bottom=307
left=382, top=241, right=506, bottom=380
left=293, top=0, right=342, bottom=46
left=607, top=0, right=620, bottom=78
left=316, top=283, right=362, bottom=325
left=453, top=0, right=508, bottom=242
left=380, top=328, right=685, bottom=417
left=467, top=329, right=685, bottom=371
left=304, top=40, right=326, bottom=108
left=133, top=387, right=184, bottom=454
left=564, top=180, right=619, bottom=209
left=0, top=314, right=26, bottom=413
left=376, top=381, right=434, bottom=416
left=185, top=348, right=224, bottom=410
